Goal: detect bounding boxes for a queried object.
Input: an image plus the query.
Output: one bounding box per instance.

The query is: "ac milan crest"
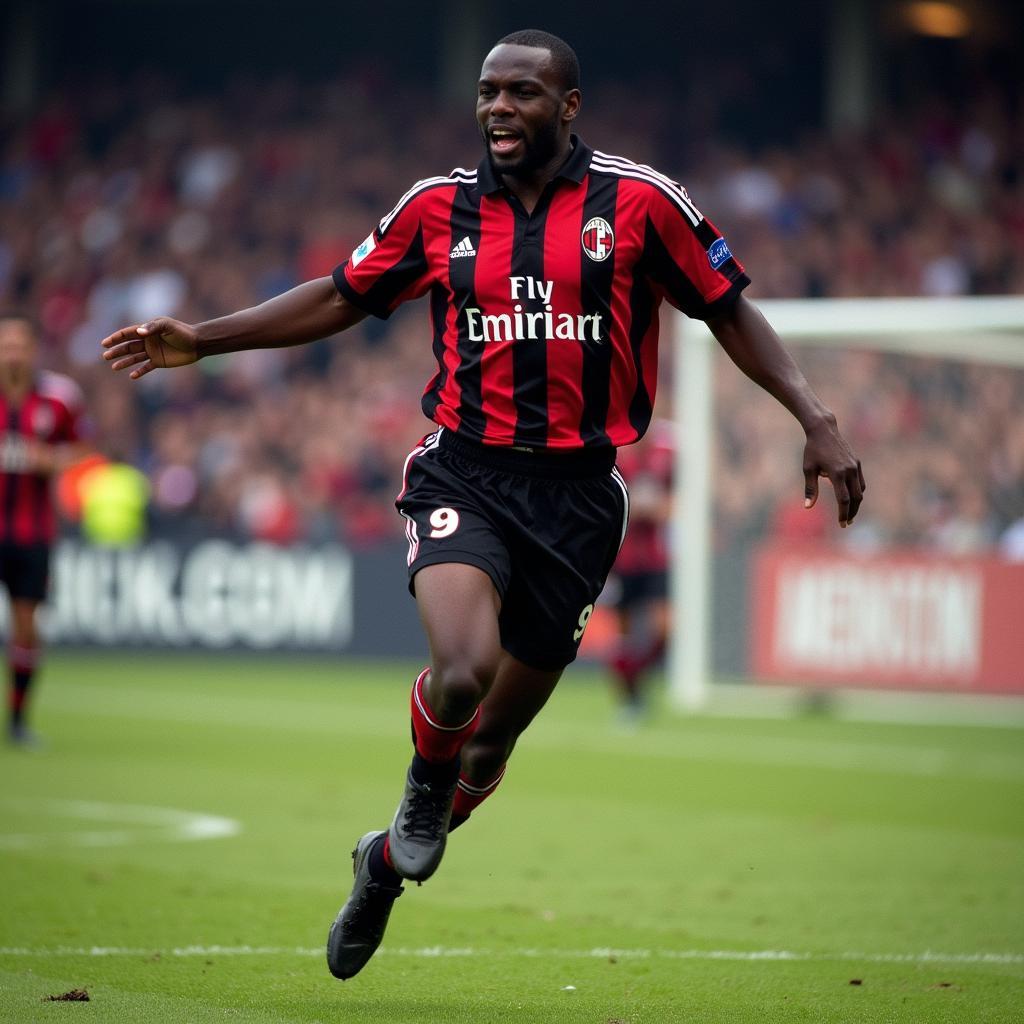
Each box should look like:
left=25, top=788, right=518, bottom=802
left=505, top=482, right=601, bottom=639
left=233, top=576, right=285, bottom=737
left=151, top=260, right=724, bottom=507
left=581, top=217, right=614, bottom=262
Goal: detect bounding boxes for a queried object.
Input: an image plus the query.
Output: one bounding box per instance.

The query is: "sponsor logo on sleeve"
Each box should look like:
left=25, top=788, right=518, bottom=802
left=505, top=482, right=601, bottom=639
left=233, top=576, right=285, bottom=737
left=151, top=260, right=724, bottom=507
left=350, top=233, right=377, bottom=268
left=707, top=237, right=733, bottom=270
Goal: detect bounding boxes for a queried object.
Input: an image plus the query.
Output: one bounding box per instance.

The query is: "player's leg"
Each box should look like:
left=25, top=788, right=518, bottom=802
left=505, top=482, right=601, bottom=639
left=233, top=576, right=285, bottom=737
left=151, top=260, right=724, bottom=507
left=626, top=581, right=669, bottom=713
left=386, top=562, right=502, bottom=879
left=327, top=562, right=503, bottom=981
left=6, top=541, right=47, bottom=746
left=608, top=582, right=643, bottom=709
left=329, top=433, right=512, bottom=980
left=644, top=591, right=669, bottom=671
left=8, top=599, right=41, bottom=744
left=415, top=561, right=502, bottom=726
left=449, top=650, right=562, bottom=830
left=608, top=574, right=667, bottom=722
left=442, top=460, right=629, bottom=821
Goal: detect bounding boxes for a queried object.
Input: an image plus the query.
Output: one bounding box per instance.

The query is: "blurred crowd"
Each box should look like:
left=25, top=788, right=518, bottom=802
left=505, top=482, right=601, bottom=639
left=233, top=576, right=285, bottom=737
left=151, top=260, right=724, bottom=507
left=712, top=348, right=1024, bottom=558
left=1, top=72, right=1022, bottom=553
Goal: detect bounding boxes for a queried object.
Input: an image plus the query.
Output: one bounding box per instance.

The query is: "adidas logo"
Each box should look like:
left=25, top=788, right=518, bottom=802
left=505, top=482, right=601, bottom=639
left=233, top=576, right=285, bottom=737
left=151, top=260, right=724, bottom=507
left=450, top=236, right=476, bottom=259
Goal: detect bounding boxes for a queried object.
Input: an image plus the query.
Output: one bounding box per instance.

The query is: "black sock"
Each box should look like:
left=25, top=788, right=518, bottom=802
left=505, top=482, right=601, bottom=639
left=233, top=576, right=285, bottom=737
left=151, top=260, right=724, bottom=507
left=10, top=669, right=32, bottom=728
left=410, top=750, right=460, bottom=787
left=366, top=834, right=403, bottom=886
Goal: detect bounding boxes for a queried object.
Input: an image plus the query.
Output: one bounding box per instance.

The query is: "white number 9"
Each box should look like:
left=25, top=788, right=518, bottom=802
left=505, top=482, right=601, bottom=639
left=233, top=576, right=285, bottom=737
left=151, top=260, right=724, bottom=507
left=429, top=507, right=460, bottom=538
left=573, top=603, right=594, bottom=642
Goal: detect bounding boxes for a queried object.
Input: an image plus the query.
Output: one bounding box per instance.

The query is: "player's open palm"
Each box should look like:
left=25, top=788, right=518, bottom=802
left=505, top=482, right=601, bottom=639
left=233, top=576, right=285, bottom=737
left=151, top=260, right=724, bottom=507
left=101, top=318, right=199, bottom=379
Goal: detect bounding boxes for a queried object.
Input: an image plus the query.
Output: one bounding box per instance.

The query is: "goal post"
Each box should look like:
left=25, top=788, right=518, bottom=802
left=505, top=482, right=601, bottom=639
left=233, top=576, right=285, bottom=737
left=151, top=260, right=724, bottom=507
left=669, top=296, right=1024, bottom=711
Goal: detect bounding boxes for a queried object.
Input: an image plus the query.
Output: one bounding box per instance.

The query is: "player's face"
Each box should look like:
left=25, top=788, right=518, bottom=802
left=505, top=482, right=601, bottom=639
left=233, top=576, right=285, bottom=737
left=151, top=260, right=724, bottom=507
left=0, top=320, right=37, bottom=383
left=477, top=44, right=579, bottom=178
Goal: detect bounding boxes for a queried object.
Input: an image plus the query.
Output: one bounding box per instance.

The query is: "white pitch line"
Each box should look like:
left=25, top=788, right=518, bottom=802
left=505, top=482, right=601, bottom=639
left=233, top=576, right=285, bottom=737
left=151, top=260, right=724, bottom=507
left=0, top=945, right=1020, bottom=965
left=0, top=798, right=240, bottom=850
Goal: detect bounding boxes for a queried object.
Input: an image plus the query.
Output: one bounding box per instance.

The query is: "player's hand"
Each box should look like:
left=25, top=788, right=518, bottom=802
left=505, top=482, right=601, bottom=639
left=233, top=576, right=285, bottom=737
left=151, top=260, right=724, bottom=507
left=802, top=416, right=866, bottom=528
left=101, top=318, right=199, bottom=379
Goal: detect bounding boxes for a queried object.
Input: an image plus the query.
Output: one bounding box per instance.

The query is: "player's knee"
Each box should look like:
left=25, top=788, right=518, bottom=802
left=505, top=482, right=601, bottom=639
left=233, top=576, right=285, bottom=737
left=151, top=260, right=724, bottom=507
left=10, top=602, right=39, bottom=648
left=430, top=660, right=494, bottom=720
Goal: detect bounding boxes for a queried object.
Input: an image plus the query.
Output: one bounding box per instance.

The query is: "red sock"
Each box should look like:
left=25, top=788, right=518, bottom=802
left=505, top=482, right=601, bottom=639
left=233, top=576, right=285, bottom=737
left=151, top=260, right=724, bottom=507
left=609, top=644, right=642, bottom=698
left=382, top=834, right=395, bottom=870
left=637, top=636, right=666, bottom=672
left=452, top=764, right=507, bottom=822
left=410, top=667, right=480, bottom=763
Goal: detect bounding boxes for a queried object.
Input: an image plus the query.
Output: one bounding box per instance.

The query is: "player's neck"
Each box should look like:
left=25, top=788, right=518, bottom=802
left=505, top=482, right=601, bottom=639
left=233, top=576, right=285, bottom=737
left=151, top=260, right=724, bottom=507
left=500, top=137, right=574, bottom=215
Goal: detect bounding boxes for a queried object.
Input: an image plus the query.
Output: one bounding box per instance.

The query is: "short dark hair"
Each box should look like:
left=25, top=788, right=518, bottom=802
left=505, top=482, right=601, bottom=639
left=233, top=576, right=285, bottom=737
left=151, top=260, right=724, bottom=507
left=495, top=29, right=580, bottom=92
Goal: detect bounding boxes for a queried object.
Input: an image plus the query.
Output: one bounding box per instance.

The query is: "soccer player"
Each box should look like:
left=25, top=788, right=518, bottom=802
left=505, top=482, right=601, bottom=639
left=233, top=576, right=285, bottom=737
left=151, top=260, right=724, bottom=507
left=0, top=313, right=86, bottom=745
left=101, top=30, right=865, bottom=978
left=605, top=419, right=673, bottom=722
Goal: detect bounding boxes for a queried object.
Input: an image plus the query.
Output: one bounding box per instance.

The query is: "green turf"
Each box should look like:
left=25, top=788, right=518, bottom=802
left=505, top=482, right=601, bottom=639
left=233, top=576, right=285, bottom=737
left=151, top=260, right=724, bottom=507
left=1, top=653, right=1022, bottom=1023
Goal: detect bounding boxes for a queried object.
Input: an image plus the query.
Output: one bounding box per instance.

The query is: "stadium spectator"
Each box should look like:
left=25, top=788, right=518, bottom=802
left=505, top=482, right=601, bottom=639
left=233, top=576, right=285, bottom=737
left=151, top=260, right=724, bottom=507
left=0, top=68, right=1020, bottom=553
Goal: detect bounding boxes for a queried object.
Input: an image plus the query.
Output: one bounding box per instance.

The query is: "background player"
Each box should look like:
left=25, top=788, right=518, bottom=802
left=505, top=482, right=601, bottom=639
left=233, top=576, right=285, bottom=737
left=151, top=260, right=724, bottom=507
left=101, top=29, right=864, bottom=980
left=606, top=418, right=673, bottom=722
left=0, top=313, right=86, bottom=745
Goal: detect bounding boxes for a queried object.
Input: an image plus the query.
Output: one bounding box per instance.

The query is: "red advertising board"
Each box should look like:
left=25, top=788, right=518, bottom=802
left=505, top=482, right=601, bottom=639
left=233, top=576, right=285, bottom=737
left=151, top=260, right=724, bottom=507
left=750, top=545, right=1024, bottom=694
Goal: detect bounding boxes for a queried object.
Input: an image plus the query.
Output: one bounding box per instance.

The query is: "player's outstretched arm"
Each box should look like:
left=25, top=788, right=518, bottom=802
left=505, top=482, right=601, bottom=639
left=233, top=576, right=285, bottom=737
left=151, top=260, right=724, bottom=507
left=707, top=294, right=866, bottom=528
left=101, top=277, right=367, bottom=380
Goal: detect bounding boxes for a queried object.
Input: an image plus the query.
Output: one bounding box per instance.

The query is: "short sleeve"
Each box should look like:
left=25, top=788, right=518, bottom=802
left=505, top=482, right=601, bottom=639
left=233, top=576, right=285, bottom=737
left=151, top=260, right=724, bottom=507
left=332, top=186, right=436, bottom=320
left=642, top=184, right=749, bottom=321
left=39, top=371, right=86, bottom=443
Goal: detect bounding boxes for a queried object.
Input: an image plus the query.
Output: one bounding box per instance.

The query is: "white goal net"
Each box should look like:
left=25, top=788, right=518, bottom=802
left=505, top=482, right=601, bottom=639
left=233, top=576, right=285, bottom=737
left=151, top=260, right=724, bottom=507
left=668, top=296, right=1024, bottom=709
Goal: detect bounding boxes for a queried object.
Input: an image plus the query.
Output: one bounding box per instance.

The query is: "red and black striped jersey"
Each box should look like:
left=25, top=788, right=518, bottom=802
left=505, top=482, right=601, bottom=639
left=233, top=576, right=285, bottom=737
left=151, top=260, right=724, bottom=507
left=0, top=371, right=84, bottom=544
left=333, top=136, right=749, bottom=450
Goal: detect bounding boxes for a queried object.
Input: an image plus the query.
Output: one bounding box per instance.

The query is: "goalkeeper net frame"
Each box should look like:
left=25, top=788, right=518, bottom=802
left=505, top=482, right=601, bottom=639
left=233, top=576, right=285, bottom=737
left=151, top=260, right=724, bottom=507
left=669, top=296, right=1024, bottom=710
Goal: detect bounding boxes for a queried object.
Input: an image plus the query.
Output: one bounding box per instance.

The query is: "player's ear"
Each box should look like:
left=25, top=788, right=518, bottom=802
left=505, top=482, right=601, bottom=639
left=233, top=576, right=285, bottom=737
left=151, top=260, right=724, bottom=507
left=562, top=88, right=581, bottom=123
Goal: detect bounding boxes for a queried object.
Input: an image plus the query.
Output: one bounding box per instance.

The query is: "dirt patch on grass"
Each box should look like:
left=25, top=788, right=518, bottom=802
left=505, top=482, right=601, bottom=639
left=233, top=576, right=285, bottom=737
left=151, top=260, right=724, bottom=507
left=43, top=988, right=90, bottom=1002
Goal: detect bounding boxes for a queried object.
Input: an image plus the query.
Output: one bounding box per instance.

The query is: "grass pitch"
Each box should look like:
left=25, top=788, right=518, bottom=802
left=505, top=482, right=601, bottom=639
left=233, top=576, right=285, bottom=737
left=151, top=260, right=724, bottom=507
left=1, top=653, right=1022, bottom=1023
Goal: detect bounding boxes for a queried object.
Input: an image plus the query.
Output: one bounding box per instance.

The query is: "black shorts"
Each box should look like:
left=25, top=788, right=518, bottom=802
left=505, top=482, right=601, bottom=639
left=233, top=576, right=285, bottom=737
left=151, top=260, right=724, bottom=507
left=396, top=428, right=629, bottom=671
left=0, top=541, right=51, bottom=602
left=614, top=570, right=669, bottom=610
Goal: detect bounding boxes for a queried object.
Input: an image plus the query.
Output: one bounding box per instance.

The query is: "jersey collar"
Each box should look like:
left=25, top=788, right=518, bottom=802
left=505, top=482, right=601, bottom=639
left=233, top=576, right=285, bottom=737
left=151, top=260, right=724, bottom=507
left=476, top=134, right=593, bottom=195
